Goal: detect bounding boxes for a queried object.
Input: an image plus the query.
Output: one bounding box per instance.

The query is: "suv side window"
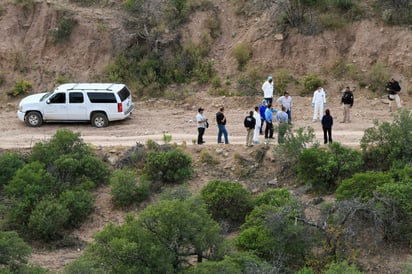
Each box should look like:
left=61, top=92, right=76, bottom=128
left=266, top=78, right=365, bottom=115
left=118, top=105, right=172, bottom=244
left=49, top=93, right=66, bottom=104
left=117, top=87, right=131, bottom=102
left=87, top=92, right=117, bottom=103
left=69, top=92, right=84, bottom=103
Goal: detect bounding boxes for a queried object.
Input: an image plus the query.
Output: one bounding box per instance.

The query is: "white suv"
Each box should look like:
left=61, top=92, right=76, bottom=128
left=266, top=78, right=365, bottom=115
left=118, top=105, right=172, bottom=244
left=17, top=83, right=134, bottom=127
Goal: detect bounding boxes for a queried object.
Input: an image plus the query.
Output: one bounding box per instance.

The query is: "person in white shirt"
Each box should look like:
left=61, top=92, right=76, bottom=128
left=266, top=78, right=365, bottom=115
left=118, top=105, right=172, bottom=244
left=311, top=87, right=326, bottom=122
left=253, top=106, right=262, bottom=144
left=262, top=76, right=274, bottom=104
left=276, top=91, right=293, bottom=124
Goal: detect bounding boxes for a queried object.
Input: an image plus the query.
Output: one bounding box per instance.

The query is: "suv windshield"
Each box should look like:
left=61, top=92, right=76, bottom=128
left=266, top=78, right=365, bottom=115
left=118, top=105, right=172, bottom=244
left=40, top=92, right=53, bottom=101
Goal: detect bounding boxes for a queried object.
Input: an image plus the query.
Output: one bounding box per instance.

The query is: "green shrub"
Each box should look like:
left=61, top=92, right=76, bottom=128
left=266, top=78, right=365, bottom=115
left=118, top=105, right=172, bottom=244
left=375, top=182, right=412, bottom=242
left=300, top=74, right=325, bottom=96
left=59, top=190, right=94, bottom=228
left=199, top=150, right=219, bottom=165
left=329, top=0, right=354, bottom=11
left=110, top=169, right=150, bottom=207
left=297, top=142, right=363, bottom=192
left=361, top=110, right=412, bottom=170
left=232, top=42, right=252, bottom=71
left=272, top=126, right=317, bottom=178
left=50, top=16, right=77, bottom=43
left=7, top=80, right=32, bottom=97
left=0, top=152, right=25, bottom=189
left=144, top=149, right=193, bottom=183
left=0, top=231, right=31, bottom=270
left=4, top=161, right=56, bottom=228
left=200, top=180, right=253, bottom=227
left=28, top=199, right=69, bottom=241
left=336, top=171, right=392, bottom=202
left=273, top=69, right=294, bottom=95
left=324, top=260, right=362, bottom=274
left=365, top=62, right=389, bottom=92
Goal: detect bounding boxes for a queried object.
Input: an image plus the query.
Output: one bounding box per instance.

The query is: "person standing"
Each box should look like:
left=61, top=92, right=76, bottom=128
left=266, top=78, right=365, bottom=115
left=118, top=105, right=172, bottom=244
left=244, top=111, right=256, bottom=147
left=276, top=106, right=289, bottom=144
left=276, top=91, right=293, bottom=124
left=312, top=86, right=326, bottom=122
left=386, top=78, right=402, bottom=112
left=196, top=107, right=208, bottom=145
left=262, top=76, right=274, bottom=105
left=253, top=106, right=261, bottom=144
left=216, top=107, right=229, bottom=144
left=321, top=109, right=333, bottom=144
left=264, top=104, right=276, bottom=139
left=259, top=99, right=268, bottom=134
left=341, top=86, right=354, bottom=123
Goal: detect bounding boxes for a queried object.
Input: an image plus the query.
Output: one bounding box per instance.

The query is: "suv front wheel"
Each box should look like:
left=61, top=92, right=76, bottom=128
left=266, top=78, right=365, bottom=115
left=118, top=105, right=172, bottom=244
left=91, top=112, right=108, bottom=128
left=26, top=111, right=43, bottom=127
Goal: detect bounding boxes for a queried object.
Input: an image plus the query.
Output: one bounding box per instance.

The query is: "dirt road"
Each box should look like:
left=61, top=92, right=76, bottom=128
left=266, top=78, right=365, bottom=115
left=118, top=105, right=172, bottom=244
left=0, top=94, right=396, bottom=150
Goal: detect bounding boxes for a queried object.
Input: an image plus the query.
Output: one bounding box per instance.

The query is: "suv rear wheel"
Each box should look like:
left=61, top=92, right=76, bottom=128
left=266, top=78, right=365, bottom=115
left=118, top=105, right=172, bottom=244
left=91, top=112, right=108, bottom=128
left=26, top=111, right=43, bottom=127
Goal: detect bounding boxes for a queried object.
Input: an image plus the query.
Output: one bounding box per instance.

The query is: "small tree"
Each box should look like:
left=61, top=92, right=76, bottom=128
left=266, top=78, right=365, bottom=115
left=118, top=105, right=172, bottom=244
left=0, top=231, right=31, bottom=270
left=200, top=180, right=253, bottom=228
left=110, top=168, right=150, bottom=207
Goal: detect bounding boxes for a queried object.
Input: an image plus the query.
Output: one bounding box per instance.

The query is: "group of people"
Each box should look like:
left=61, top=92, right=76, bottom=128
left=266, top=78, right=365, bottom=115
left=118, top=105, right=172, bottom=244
left=196, top=76, right=402, bottom=146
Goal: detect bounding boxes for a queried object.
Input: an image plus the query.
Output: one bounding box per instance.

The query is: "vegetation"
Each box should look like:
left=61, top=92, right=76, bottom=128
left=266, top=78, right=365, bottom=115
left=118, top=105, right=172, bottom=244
left=7, top=79, right=32, bottom=97
left=232, top=42, right=253, bottom=71
left=50, top=15, right=77, bottom=43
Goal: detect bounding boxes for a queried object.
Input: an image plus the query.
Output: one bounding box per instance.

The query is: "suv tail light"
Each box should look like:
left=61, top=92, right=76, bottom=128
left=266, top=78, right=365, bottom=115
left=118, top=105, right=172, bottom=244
left=117, top=103, right=123, bottom=112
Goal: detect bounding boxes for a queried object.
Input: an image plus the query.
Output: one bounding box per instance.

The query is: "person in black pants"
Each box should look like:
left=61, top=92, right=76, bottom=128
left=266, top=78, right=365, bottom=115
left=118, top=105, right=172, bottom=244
left=321, top=109, right=333, bottom=144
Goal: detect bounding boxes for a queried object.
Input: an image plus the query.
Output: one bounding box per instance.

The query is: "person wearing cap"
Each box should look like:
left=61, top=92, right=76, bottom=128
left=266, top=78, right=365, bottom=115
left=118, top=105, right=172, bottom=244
left=276, top=91, right=293, bottom=124
left=262, top=76, right=274, bottom=105
left=312, top=86, right=326, bottom=123
left=216, top=107, right=229, bottom=144
left=264, top=104, right=276, bottom=139
left=341, top=86, right=354, bottom=123
left=259, top=99, right=268, bottom=135
left=196, top=107, right=208, bottom=145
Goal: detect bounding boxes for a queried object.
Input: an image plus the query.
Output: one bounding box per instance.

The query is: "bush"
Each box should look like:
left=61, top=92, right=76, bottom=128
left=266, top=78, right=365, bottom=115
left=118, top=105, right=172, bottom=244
left=0, top=231, right=31, bottom=270
left=28, top=199, right=69, bottom=241
left=0, top=152, right=25, bottom=190
left=361, top=110, right=412, bottom=170
left=232, top=42, right=252, bottom=71
left=110, top=169, right=150, bottom=207
left=50, top=16, right=77, bottom=43
left=324, top=260, right=362, bottom=274
left=59, top=190, right=94, bottom=228
left=297, top=142, right=363, bottom=192
left=336, top=171, right=392, bottom=202
left=374, top=182, right=412, bottom=242
left=144, top=149, right=193, bottom=183
left=273, top=69, right=295, bottom=95
left=200, top=180, right=253, bottom=227
left=300, top=74, right=325, bottom=96
left=365, top=62, right=389, bottom=92
left=7, top=80, right=32, bottom=97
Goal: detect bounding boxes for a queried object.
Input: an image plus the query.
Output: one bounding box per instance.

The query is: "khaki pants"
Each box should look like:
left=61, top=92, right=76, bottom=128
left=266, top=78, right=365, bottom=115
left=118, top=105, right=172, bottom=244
left=389, top=94, right=401, bottom=111
left=246, top=129, right=253, bottom=146
left=343, top=104, right=351, bottom=122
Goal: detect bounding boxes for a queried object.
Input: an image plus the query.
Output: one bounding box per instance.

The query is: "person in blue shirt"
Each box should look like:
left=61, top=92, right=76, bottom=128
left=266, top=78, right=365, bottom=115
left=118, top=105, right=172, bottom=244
left=259, top=99, right=268, bottom=135
left=264, top=104, right=276, bottom=139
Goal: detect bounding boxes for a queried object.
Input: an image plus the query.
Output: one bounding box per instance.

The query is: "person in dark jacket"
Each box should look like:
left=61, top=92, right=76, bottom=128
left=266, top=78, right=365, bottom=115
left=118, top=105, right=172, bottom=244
left=244, top=111, right=256, bottom=147
left=341, top=86, right=354, bottom=123
left=321, top=109, right=333, bottom=144
left=385, top=78, right=402, bottom=111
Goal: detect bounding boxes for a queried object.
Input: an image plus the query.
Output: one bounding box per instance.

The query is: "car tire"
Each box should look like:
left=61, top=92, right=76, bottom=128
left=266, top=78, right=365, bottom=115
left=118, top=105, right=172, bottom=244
left=91, top=112, right=108, bottom=128
left=26, top=111, right=43, bottom=127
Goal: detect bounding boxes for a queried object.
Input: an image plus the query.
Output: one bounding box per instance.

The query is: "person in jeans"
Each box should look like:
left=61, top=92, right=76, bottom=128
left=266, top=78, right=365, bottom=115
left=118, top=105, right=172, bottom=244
left=276, top=91, right=293, bottom=124
left=264, top=104, right=276, bottom=139
left=321, top=109, right=333, bottom=144
left=196, top=107, right=208, bottom=144
left=259, top=99, right=268, bottom=134
left=216, top=107, right=229, bottom=144
left=276, top=106, right=289, bottom=144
